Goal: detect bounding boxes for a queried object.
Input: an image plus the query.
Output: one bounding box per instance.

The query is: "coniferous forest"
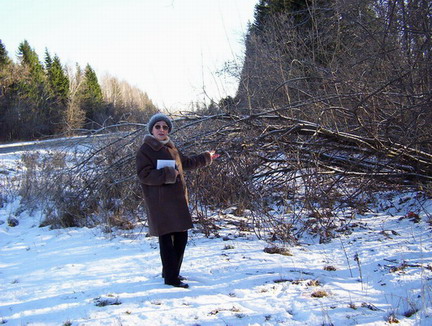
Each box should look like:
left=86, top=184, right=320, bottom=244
left=0, top=40, right=157, bottom=141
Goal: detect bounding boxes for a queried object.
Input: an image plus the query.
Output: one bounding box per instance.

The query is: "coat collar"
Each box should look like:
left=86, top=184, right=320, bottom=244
left=144, top=134, right=175, bottom=151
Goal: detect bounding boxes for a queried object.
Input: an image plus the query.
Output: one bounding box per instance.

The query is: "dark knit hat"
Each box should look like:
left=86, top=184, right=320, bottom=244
left=147, top=113, right=173, bottom=134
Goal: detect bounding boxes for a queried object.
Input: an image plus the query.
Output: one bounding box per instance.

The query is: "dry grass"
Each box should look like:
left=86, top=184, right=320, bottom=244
left=311, top=290, right=329, bottom=298
left=263, top=246, right=293, bottom=256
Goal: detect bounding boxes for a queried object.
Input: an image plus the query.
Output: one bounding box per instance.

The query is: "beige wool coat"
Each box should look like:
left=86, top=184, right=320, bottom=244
left=136, top=135, right=211, bottom=236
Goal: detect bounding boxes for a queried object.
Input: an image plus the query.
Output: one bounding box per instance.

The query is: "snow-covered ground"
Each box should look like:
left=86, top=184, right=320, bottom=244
left=1, top=147, right=432, bottom=325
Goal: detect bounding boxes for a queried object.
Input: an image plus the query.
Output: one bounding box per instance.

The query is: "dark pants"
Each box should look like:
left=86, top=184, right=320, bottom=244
left=158, top=231, right=188, bottom=284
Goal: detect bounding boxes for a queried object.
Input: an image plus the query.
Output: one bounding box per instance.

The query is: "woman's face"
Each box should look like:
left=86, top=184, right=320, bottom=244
left=152, top=121, right=169, bottom=141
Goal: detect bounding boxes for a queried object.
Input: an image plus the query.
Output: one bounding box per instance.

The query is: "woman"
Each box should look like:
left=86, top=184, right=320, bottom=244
left=136, top=113, right=219, bottom=288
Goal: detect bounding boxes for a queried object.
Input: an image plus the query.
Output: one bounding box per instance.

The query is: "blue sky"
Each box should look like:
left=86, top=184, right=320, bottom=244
left=1, top=0, right=257, bottom=110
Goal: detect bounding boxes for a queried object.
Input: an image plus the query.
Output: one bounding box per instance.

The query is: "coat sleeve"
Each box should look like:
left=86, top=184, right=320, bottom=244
left=179, top=151, right=212, bottom=171
left=136, top=147, right=177, bottom=185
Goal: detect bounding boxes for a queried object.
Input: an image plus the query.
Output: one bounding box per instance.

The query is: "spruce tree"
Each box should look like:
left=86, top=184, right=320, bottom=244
left=47, top=55, right=69, bottom=105
left=83, top=64, right=103, bottom=104
left=253, top=0, right=310, bottom=32
left=79, top=64, right=104, bottom=127
left=16, top=40, right=52, bottom=137
left=44, top=54, right=70, bottom=132
left=44, top=48, right=53, bottom=71
left=17, top=40, right=44, bottom=80
left=0, top=40, right=10, bottom=67
left=0, top=40, right=11, bottom=140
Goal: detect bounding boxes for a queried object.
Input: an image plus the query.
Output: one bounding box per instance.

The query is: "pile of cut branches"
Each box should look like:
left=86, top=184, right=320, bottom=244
left=173, top=109, right=432, bottom=242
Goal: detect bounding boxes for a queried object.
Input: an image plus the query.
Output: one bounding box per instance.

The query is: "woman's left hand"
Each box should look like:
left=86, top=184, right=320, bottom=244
left=209, top=150, right=220, bottom=160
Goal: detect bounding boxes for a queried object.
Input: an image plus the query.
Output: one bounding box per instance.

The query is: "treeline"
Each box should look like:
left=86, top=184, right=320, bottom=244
left=232, top=0, right=431, bottom=153
left=0, top=40, right=157, bottom=141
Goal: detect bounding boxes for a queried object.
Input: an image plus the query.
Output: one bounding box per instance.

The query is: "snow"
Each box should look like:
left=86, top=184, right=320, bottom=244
left=1, top=149, right=432, bottom=325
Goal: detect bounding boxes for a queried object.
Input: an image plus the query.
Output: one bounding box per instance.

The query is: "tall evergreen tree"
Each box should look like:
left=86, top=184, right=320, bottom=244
left=44, top=53, right=70, bottom=132
left=0, top=40, right=11, bottom=140
left=47, top=55, right=69, bottom=105
left=44, top=48, right=53, bottom=71
left=17, top=40, right=44, bottom=80
left=0, top=40, right=10, bottom=67
left=253, top=0, right=310, bottom=32
left=83, top=64, right=103, bottom=103
left=78, top=64, right=104, bottom=127
left=15, top=40, right=52, bottom=137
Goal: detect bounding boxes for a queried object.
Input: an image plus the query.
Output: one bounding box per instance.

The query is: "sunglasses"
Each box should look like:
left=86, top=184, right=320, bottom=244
left=154, top=125, right=169, bottom=131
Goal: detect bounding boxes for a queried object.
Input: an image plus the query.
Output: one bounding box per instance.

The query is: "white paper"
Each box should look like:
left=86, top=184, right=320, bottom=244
left=156, top=159, right=176, bottom=170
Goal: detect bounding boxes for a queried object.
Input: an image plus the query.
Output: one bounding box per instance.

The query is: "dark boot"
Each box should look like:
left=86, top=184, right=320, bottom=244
left=164, top=279, right=189, bottom=288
